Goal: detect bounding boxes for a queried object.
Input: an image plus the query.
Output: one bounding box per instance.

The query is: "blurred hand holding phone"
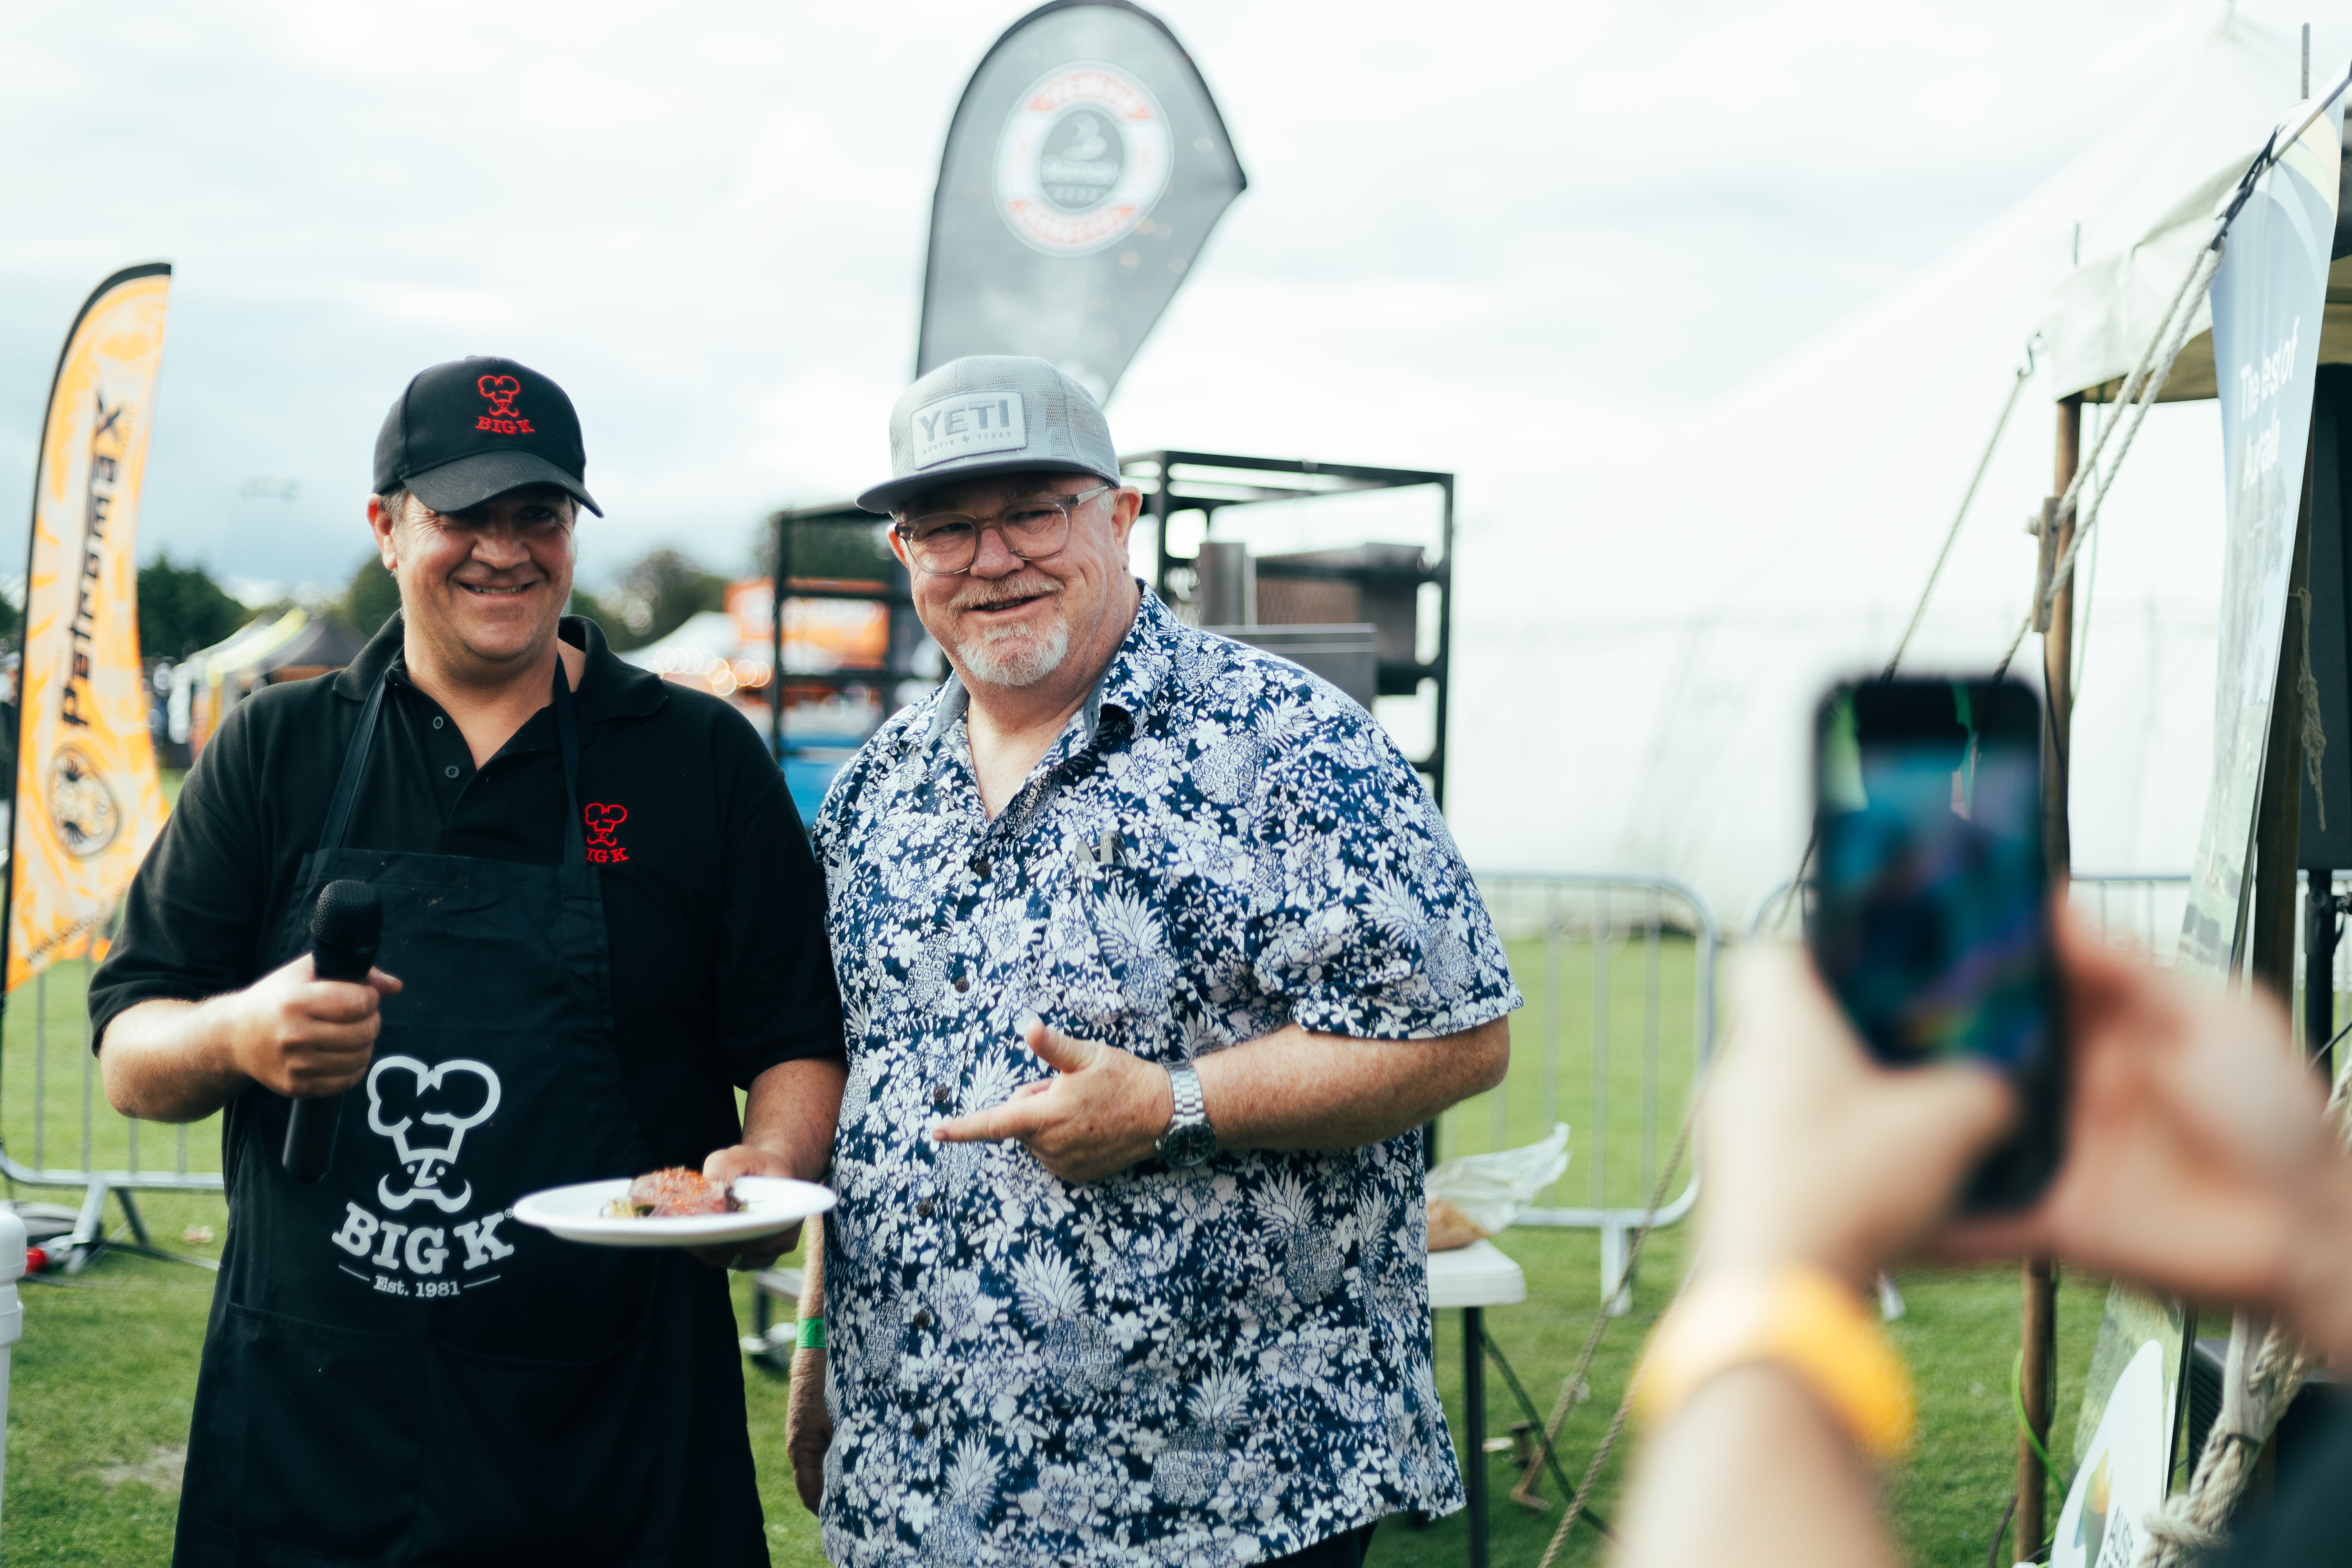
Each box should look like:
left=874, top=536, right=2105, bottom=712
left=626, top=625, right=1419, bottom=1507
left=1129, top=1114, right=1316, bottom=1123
left=1808, top=677, right=2065, bottom=1213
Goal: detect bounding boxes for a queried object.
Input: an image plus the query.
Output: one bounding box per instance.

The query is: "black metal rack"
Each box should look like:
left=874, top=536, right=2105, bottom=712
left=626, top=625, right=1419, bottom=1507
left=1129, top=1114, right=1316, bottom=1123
left=763, top=452, right=1458, bottom=810
left=761, top=504, right=937, bottom=820
left=1122, top=450, right=1456, bottom=805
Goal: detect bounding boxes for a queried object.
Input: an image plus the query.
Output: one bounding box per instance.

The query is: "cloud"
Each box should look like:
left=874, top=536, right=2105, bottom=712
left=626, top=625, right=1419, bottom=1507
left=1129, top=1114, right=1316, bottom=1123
left=0, top=0, right=2330, bottom=598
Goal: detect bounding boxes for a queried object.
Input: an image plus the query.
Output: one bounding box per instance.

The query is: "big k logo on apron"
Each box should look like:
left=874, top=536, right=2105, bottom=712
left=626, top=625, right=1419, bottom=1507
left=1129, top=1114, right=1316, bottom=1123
left=366, top=1055, right=502, bottom=1212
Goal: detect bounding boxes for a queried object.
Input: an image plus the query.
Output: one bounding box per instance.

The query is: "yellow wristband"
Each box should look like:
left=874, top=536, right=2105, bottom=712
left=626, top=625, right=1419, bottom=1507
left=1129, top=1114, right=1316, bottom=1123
left=1632, top=1266, right=1916, bottom=1462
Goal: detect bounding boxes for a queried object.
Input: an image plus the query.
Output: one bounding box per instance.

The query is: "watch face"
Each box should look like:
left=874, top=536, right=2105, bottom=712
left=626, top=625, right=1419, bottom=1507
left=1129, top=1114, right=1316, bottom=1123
left=1164, top=1122, right=1218, bottom=1168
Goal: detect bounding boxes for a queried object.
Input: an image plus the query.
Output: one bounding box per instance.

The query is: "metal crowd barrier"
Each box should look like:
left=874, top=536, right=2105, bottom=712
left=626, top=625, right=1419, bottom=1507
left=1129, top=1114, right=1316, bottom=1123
left=1746, top=871, right=2192, bottom=960
left=1460, top=873, right=1720, bottom=1313
left=0, top=946, right=220, bottom=1264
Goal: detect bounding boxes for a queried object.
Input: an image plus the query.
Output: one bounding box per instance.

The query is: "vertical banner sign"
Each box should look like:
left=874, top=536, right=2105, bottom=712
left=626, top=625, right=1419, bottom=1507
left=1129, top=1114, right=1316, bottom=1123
left=4, top=263, right=174, bottom=991
left=918, top=0, right=1245, bottom=399
left=2176, top=98, right=2345, bottom=978
left=2050, top=1291, right=2191, bottom=1568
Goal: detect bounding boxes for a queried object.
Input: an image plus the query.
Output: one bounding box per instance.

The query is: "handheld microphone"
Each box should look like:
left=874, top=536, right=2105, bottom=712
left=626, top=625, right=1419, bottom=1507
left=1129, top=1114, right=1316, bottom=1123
left=282, top=880, right=382, bottom=1183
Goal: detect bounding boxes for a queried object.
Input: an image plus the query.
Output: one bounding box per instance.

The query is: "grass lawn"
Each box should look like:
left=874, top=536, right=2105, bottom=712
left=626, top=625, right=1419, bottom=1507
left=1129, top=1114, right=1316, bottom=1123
left=0, top=1189, right=834, bottom=1568
left=0, top=907, right=2115, bottom=1564
left=0, top=1205, right=2107, bottom=1568
left=1365, top=1228, right=2108, bottom=1568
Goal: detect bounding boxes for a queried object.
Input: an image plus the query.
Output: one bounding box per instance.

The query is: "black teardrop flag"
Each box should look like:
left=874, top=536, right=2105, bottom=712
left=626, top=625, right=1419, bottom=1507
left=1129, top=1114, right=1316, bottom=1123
left=917, top=0, right=1246, bottom=399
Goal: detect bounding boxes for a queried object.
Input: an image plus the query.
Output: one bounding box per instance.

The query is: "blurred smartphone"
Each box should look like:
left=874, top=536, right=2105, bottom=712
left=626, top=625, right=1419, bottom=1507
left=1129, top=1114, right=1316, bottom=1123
left=1807, top=676, right=2064, bottom=1213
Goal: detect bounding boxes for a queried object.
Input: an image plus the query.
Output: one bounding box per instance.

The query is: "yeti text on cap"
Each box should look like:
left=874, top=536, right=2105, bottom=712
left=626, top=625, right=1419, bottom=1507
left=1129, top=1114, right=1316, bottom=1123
left=911, top=390, right=1029, bottom=470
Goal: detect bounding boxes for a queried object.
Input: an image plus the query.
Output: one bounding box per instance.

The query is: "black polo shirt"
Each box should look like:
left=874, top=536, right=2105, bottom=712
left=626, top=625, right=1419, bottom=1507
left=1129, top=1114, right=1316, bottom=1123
left=92, top=613, right=844, bottom=1168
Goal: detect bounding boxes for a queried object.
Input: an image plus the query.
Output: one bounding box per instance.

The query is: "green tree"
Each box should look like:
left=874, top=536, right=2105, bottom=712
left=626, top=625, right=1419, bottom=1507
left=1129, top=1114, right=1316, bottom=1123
left=137, top=553, right=248, bottom=660
left=568, top=586, right=624, bottom=637
left=596, top=547, right=729, bottom=651
left=342, top=554, right=402, bottom=639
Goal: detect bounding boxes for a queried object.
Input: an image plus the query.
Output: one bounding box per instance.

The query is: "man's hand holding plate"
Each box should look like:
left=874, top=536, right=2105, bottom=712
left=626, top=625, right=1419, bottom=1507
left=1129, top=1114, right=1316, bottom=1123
left=688, top=1143, right=804, bottom=1270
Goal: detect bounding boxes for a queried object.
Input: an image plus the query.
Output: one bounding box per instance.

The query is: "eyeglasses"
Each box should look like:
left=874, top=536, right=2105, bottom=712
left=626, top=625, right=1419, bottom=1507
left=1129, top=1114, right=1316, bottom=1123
left=895, top=483, right=1116, bottom=576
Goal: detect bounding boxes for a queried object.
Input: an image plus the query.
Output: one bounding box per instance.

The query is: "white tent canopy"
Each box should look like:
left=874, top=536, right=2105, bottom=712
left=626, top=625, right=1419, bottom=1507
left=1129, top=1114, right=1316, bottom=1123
left=1442, top=17, right=2328, bottom=923
left=2041, top=27, right=2352, bottom=402
left=616, top=610, right=745, bottom=678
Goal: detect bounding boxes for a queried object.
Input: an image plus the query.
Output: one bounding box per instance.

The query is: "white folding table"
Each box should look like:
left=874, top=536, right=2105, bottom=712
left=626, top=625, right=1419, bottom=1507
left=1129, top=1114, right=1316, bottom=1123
left=1428, top=1240, right=1526, bottom=1568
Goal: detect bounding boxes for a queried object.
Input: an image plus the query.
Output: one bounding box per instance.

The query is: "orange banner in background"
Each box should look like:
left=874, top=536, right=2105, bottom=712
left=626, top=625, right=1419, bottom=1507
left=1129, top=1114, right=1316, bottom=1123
left=727, top=578, right=890, bottom=671
left=6, top=264, right=174, bottom=990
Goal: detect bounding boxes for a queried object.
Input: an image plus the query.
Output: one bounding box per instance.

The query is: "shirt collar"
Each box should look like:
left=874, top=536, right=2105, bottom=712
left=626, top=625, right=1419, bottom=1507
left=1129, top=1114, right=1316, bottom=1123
left=331, top=611, right=668, bottom=727
left=918, top=584, right=1182, bottom=755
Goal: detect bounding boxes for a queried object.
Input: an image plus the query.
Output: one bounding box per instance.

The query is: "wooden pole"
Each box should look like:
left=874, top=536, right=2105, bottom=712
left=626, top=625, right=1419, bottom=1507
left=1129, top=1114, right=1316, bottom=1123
left=2040, top=397, right=2080, bottom=877
left=2019, top=393, right=2081, bottom=1557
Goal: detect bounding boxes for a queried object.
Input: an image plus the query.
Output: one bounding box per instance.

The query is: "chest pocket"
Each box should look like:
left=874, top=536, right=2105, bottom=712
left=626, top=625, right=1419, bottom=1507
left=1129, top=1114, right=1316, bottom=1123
left=1044, top=810, right=1178, bottom=1048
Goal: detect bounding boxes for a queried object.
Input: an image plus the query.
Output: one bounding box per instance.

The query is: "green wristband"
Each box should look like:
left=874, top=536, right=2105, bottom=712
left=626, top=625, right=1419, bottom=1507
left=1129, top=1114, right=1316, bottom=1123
left=796, top=1316, right=826, bottom=1351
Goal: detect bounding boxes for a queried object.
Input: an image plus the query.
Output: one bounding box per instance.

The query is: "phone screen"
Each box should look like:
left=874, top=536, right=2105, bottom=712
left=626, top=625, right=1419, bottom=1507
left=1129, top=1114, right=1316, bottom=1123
left=1809, top=677, right=2062, bottom=1209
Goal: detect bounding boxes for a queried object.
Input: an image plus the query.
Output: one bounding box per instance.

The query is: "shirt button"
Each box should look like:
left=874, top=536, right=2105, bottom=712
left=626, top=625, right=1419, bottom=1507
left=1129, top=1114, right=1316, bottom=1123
left=912, top=1308, right=933, bottom=1330
left=952, top=972, right=969, bottom=994
left=443, top=765, right=460, bottom=779
left=432, top=716, right=444, bottom=729
left=916, top=1198, right=935, bottom=1218
left=931, top=1084, right=952, bottom=1109
left=911, top=1419, right=929, bottom=1439
left=968, top=855, right=990, bottom=877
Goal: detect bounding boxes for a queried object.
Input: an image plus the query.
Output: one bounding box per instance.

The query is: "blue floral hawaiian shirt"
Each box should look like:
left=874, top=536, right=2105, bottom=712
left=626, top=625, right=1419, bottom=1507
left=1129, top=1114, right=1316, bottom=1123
left=808, top=588, right=1522, bottom=1568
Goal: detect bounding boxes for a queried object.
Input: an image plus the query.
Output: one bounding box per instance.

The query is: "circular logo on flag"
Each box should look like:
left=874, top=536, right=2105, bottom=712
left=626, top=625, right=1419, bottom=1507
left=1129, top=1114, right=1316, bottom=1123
left=50, top=746, right=119, bottom=858
left=993, top=62, right=1173, bottom=256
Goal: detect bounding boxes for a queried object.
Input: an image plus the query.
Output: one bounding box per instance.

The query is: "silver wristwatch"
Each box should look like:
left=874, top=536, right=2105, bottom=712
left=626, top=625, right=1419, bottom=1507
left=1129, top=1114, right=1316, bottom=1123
left=1155, top=1061, right=1218, bottom=1168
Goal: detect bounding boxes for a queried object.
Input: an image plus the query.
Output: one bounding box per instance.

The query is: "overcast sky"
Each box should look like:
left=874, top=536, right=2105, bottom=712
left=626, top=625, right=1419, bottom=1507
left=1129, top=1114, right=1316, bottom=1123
left=0, top=0, right=2340, bottom=601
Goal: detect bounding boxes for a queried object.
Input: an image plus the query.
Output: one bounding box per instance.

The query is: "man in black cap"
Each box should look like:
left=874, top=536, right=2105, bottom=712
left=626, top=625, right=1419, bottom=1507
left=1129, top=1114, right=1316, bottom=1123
left=92, top=356, right=845, bottom=1567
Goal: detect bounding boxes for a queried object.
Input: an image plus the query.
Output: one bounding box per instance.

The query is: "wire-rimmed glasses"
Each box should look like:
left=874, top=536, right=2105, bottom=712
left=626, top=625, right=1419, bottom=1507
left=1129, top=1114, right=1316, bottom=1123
left=895, top=483, right=1116, bottom=576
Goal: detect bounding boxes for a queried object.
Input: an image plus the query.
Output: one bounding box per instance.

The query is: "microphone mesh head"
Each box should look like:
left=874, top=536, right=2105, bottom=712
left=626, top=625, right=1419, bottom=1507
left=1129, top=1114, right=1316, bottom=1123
left=312, top=880, right=382, bottom=950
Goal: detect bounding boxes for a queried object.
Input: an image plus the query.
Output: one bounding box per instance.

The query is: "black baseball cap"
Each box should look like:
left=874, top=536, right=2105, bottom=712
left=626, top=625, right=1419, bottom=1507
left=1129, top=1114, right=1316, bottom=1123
left=372, top=355, right=602, bottom=517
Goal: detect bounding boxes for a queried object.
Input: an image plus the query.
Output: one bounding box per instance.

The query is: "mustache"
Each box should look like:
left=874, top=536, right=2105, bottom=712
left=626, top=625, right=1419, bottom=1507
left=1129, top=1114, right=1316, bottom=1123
left=949, top=575, right=1062, bottom=612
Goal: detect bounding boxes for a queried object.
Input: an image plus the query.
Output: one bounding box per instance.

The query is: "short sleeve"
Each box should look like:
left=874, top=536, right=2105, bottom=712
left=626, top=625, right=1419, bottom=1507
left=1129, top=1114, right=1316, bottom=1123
left=90, top=699, right=272, bottom=1048
left=709, top=709, right=846, bottom=1085
left=1245, top=708, right=1521, bottom=1039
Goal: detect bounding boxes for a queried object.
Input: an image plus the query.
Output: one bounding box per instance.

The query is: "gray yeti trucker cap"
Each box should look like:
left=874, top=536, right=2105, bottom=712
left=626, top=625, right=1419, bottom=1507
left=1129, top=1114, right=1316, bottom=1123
left=855, top=356, right=1120, bottom=515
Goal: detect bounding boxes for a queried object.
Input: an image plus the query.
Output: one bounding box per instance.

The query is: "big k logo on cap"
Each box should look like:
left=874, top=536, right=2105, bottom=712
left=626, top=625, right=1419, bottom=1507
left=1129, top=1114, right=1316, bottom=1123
left=475, top=375, right=531, bottom=432
left=374, top=355, right=602, bottom=517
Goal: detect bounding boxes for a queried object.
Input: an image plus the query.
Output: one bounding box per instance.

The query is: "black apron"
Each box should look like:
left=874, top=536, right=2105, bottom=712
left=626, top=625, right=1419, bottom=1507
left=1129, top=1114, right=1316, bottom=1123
left=175, top=665, right=766, bottom=1568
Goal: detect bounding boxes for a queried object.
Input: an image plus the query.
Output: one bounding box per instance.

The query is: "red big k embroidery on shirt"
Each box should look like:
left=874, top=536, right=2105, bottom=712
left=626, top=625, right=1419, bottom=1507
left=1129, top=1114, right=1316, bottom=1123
left=475, top=375, right=536, bottom=436
left=584, top=803, right=629, bottom=863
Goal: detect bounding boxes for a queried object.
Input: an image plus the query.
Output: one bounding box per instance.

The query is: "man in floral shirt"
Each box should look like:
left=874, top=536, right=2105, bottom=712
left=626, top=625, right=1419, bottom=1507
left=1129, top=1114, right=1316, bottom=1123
left=791, top=356, right=1520, bottom=1568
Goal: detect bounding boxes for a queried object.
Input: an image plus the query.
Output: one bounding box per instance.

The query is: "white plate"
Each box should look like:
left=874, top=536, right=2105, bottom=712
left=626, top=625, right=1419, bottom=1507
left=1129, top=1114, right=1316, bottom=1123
left=512, top=1175, right=835, bottom=1249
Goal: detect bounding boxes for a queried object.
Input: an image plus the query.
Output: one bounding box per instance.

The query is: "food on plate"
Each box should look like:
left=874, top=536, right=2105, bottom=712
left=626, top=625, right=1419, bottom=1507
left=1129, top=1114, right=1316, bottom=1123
left=603, top=1168, right=743, bottom=1219
left=1426, top=1197, right=1490, bottom=1252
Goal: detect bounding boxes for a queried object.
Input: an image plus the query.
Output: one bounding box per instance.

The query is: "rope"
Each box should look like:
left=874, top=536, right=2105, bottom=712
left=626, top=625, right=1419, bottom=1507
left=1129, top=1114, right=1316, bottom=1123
left=1881, top=340, right=2040, bottom=678
left=1521, top=1086, right=1702, bottom=1564
left=2072, top=399, right=2106, bottom=694
left=1510, top=1102, right=1699, bottom=1510
left=1534, top=1338, right=1650, bottom=1568
left=2296, top=584, right=2328, bottom=831
left=1994, top=239, right=2226, bottom=678
left=2133, top=1319, right=2312, bottom=1567
left=2131, top=1076, right=2352, bottom=1566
